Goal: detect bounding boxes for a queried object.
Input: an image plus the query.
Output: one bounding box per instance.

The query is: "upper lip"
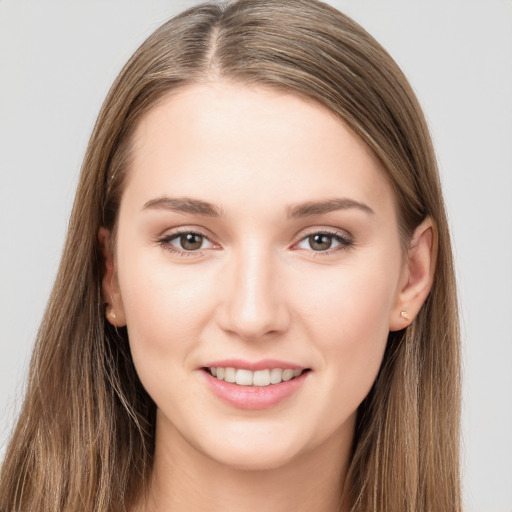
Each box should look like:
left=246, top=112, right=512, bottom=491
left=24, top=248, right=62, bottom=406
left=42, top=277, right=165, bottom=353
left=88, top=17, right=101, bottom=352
left=203, top=359, right=308, bottom=371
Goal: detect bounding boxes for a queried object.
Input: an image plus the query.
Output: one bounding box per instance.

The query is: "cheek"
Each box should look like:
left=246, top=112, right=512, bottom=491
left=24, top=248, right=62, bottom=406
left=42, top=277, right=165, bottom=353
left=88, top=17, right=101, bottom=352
left=116, top=247, right=217, bottom=372
left=295, top=260, right=397, bottom=342
left=292, top=257, right=399, bottom=405
left=115, top=253, right=223, bottom=420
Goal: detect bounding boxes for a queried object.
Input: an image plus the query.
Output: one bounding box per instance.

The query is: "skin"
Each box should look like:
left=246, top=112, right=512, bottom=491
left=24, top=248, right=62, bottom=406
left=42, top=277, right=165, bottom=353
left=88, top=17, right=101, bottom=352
left=100, top=82, right=435, bottom=512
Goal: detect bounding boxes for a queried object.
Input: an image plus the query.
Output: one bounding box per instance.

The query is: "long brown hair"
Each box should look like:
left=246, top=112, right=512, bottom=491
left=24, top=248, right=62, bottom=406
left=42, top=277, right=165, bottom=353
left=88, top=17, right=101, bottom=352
left=0, top=1, right=461, bottom=510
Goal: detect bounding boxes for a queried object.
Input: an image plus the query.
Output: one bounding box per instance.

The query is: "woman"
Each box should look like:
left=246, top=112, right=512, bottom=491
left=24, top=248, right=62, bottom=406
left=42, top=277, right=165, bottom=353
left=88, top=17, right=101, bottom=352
left=0, top=0, right=461, bottom=510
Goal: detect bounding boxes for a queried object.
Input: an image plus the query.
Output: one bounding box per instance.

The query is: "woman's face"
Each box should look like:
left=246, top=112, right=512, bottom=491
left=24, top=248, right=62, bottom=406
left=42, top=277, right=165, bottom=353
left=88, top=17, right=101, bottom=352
left=109, top=82, right=407, bottom=470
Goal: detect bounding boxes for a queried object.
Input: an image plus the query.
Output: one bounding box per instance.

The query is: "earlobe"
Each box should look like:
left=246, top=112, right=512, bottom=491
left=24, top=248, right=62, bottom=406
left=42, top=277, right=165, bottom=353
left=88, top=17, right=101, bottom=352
left=389, top=217, right=437, bottom=331
left=98, top=227, right=126, bottom=327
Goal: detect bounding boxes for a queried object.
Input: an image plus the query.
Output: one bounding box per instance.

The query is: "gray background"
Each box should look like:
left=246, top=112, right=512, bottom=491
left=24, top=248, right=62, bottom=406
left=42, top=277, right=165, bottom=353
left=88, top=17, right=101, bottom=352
left=1, top=1, right=511, bottom=510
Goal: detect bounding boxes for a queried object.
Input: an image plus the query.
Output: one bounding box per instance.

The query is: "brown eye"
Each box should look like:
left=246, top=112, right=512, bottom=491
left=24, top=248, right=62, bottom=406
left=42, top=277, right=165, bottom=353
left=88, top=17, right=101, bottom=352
left=179, top=233, right=204, bottom=250
left=295, top=231, right=353, bottom=254
left=158, top=230, right=217, bottom=255
left=308, top=234, right=333, bottom=251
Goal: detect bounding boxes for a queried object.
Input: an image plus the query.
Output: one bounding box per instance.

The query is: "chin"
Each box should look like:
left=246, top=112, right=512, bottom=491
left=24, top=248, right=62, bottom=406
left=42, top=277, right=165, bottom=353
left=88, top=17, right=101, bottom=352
left=205, top=443, right=303, bottom=472
left=184, top=420, right=307, bottom=471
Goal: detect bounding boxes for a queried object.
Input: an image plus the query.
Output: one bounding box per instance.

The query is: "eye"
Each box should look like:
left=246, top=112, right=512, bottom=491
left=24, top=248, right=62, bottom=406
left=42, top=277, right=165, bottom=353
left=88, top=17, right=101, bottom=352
left=295, top=231, right=353, bottom=254
left=175, top=232, right=207, bottom=251
left=157, top=230, right=217, bottom=255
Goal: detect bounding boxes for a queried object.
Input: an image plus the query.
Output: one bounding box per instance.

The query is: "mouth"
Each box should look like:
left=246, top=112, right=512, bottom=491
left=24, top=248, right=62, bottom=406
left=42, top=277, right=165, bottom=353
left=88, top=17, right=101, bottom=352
left=204, top=367, right=310, bottom=387
left=201, top=359, right=311, bottom=409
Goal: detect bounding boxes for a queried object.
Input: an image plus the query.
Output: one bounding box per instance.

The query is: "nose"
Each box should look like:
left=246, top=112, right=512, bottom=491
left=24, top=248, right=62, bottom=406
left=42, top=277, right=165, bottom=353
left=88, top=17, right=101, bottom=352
left=216, top=245, right=291, bottom=341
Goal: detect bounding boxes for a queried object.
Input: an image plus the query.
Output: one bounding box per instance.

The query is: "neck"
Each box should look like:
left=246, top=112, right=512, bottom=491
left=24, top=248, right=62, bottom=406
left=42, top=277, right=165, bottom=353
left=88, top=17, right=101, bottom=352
left=138, top=416, right=354, bottom=512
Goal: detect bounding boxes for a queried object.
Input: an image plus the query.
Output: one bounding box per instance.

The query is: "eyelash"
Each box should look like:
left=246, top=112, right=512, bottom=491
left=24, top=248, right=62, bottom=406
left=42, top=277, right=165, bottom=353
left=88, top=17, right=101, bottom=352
left=156, top=228, right=354, bottom=258
left=156, top=229, right=216, bottom=258
left=295, top=229, right=354, bottom=257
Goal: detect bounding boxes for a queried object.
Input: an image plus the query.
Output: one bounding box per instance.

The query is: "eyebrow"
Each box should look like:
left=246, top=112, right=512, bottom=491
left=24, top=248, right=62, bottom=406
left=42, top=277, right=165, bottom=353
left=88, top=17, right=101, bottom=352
left=142, top=196, right=374, bottom=218
left=143, top=196, right=224, bottom=217
left=286, top=198, right=375, bottom=218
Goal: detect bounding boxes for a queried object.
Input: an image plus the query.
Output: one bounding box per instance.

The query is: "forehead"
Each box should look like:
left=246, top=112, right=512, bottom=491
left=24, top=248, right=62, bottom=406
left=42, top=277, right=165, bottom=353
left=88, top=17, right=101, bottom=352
left=123, top=81, right=396, bottom=221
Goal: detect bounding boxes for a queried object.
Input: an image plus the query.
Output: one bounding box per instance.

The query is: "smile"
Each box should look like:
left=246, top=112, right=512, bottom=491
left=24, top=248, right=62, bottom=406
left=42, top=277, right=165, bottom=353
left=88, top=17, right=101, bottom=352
left=207, top=367, right=305, bottom=387
left=202, top=360, right=311, bottom=409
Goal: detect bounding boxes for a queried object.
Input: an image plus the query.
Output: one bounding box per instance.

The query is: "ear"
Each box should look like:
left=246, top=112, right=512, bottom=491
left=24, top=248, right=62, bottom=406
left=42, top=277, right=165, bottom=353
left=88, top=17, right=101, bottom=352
left=98, top=227, right=126, bottom=327
left=389, top=217, right=437, bottom=331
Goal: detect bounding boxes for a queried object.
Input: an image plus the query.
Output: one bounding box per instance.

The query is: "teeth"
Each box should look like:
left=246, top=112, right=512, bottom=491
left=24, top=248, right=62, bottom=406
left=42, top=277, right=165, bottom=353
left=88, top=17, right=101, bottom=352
left=270, top=368, right=283, bottom=384
left=282, top=369, right=294, bottom=381
left=224, top=367, right=236, bottom=383
left=208, top=367, right=305, bottom=387
left=253, top=369, right=270, bottom=387
left=235, top=369, right=253, bottom=386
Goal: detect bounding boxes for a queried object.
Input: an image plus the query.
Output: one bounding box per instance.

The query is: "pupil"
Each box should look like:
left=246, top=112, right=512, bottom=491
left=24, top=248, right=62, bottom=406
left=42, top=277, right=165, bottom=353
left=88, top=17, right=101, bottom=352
left=310, top=234, right=332, bottom=251
left=181, top=233, right=202, bottom=250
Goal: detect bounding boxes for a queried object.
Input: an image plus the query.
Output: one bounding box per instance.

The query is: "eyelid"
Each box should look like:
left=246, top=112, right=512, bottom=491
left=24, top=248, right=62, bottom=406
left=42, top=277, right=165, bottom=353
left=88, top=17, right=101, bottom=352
left=295, top=226, right=353, bottom=240
left=156, top=227, right=221, bottom=257
left=155, top=225, right=354, bottom=257
left=291, top=227, right=354, bottom=255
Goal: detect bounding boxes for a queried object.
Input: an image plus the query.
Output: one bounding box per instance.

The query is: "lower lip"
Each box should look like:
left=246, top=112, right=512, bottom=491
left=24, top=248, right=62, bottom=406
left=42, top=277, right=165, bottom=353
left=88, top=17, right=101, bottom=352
left=202, top=370, right=309, bottom=410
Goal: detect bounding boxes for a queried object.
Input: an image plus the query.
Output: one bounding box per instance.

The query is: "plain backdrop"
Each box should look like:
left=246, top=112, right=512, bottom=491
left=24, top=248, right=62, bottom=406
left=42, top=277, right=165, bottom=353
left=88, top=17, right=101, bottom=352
left=1, top=1, right=511, bottom=510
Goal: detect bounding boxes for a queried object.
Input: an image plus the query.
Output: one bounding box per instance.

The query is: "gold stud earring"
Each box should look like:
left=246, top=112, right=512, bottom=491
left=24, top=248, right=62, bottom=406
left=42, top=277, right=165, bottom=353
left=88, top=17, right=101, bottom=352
left=107, top=309, right=117, bottom=320
left=400, top=310, right=409, bottom=321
